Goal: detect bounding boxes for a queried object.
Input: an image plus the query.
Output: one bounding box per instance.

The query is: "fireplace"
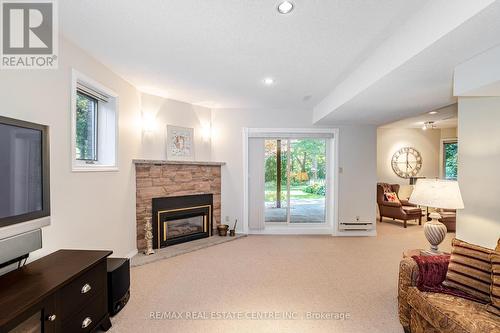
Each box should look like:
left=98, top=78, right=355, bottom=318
left=152, top=194, right=213, bottom=248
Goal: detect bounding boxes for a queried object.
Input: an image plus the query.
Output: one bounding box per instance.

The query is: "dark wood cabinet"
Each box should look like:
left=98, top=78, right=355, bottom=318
left=0, top=250, right=112, bottom=333
left=2, top=294, right=57, bottom=333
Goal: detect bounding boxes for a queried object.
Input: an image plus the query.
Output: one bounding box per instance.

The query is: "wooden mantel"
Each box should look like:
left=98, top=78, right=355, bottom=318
left=133, top=159, right=226, bottom=166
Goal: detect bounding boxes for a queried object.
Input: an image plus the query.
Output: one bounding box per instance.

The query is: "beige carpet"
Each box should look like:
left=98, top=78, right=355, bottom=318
left=109, top=220, right=454, bottom=333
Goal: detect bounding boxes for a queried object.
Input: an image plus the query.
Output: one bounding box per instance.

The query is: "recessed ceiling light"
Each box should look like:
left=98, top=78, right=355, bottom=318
left=429, top=111, right=438, bottom=115
left=277, top=1, right=294, bottom=14
left=263, top=77, right=275, bottom=86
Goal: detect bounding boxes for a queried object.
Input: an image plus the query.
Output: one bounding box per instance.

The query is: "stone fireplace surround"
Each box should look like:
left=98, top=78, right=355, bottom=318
left=134, top=159, right=224, bottom=251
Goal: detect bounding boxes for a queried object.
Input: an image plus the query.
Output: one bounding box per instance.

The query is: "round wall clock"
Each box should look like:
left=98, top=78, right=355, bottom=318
left=391, top=147, right=422, bottom=179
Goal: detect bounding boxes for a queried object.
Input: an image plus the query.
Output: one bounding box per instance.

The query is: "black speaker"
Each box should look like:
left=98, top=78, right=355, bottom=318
left=107, top=258, right=130, bottom=316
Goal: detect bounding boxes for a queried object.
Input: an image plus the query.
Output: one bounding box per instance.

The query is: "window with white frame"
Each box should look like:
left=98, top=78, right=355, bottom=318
left=72, top=70, right=118, bottom=171
left=442, top=139, right=458, bottom=180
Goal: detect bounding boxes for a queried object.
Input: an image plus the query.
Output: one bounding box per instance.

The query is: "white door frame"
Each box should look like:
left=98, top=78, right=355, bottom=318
left=242, top=128, right=339, bottom=235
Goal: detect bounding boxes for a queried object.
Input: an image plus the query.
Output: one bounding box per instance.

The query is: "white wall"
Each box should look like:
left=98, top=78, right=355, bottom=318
left=338, top=125, right=377, bottom=227
left=211, top=108, right=377, bottom=233
left=0, top=38, right=142, bottom=259
left=440, top=127, right=457, bottom=140
left=377, top=127, right=459, bottom=198
left=457, top=97, right=500, bottom=249
left=0, top=39, right=219, bottom=260
left=1, top=39, right=378, bottom=262
left=140, top=93, right=212, bottom=161
left=454, top=44, right=500, bottom=96
left=377, top=128, right=442, bottom=198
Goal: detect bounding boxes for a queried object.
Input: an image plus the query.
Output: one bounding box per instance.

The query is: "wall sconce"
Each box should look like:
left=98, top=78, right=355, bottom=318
left=142, top=113, right=157, bottom=133
left=201, top=123, right=211, bottom=142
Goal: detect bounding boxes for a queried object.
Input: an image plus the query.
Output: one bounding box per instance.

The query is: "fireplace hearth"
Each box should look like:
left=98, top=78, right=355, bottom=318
left=152, top=194, right=213, bottom=248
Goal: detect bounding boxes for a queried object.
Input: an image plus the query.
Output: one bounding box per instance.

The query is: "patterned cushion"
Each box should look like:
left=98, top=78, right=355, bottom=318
left=398, top=257, right=420, bottom=329
left=407, top=287, right=500, bottom=333
left=443, top=238, right=494, bottom=303
left=410, top=310, right=441, bottom=333
left=487, top=253, right=500, bottom=316
left=384, top=192, right=400, bottom=203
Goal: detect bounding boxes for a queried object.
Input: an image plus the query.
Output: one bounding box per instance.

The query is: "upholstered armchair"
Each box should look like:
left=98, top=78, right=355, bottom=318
left=377, top=183, right=422, bottom=228
left=398, top=245, right=500, bottom=333
left=438, top=208, right=456, bottom=232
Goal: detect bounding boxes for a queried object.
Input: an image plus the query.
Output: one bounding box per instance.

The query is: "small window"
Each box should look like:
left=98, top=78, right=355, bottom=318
left=443, top=140, right=458, bottom=180
left=71, top=69, right=118, bottom=172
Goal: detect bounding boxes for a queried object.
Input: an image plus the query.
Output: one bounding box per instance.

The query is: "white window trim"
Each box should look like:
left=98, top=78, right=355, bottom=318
left=71, top=69, right=119, bottom=172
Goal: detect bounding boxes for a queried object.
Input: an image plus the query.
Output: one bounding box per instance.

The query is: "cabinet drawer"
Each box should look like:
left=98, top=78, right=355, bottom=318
left=61, top=291, right=107, bottom=333
left=59, top=261, right=106, bottom=320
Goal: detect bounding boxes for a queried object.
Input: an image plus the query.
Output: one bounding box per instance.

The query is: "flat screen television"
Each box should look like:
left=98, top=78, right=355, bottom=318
left=0, top=116, right=50, bottom=265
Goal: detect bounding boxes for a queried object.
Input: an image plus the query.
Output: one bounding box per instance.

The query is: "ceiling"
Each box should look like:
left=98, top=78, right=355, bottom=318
left=380, top=104, right=457, bottom=129
left=314, top=1, right=500, bottom=125
left=60, top=0, right=429, bottom=109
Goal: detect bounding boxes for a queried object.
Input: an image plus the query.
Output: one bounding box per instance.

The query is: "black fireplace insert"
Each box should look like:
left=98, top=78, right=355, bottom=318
left=152, top=194, right=213, bottom=248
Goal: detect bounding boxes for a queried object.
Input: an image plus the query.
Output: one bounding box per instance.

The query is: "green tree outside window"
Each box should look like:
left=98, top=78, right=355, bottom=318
left=444, top=142, right=458, bottom=180
left=76, top=92, right=98, bottom=161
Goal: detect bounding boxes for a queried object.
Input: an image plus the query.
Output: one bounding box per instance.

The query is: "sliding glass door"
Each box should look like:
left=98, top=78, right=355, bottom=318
left=264, top=138, right=327, bottom=224
left=289, top=139, right=326, bottom=223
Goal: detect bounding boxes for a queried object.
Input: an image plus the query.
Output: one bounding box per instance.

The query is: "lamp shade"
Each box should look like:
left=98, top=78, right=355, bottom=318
left=409, top=179, right=464, bottom=209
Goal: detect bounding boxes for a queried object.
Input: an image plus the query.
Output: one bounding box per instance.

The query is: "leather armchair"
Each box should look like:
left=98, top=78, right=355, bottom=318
left=377, top=183, right=422, bottom=228
left=438, top=208, right=456, bottom=232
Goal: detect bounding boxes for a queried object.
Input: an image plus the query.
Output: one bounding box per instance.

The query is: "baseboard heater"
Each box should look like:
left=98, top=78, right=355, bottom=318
left=339, top=222, right=374, bottom=231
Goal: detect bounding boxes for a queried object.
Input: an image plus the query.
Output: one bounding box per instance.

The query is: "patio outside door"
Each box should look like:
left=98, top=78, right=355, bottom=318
left=264, top=138, right=327, bottom=224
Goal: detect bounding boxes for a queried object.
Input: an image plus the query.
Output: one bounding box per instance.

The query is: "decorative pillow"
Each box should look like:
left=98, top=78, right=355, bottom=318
left=442, top=238, right=494, bottom=303
left=487, top=253, right=500, bottom=316
left=384, top=192, right=400, bottom=203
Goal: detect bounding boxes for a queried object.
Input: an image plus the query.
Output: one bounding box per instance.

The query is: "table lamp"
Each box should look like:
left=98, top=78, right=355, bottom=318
left=409, top=179, right=464, bottom=254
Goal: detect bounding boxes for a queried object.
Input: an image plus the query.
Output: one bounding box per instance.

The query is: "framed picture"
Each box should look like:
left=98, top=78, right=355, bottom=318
left=166, top=125, right=194, bottom=160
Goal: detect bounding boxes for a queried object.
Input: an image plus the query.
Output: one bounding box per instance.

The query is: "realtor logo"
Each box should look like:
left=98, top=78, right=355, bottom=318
left=1, top=0, right=58, bottom=69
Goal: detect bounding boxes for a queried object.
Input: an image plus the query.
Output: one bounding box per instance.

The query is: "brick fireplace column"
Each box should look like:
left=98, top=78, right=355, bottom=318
left=134, top=160, right=225, bottom=251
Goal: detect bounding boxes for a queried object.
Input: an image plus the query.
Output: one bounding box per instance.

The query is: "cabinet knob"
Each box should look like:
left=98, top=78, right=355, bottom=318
left=47, top=314, right=56, bottom=322
left=82, top=317, right=92, bottom=329
left=81, top=283, right=92, bottom=294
